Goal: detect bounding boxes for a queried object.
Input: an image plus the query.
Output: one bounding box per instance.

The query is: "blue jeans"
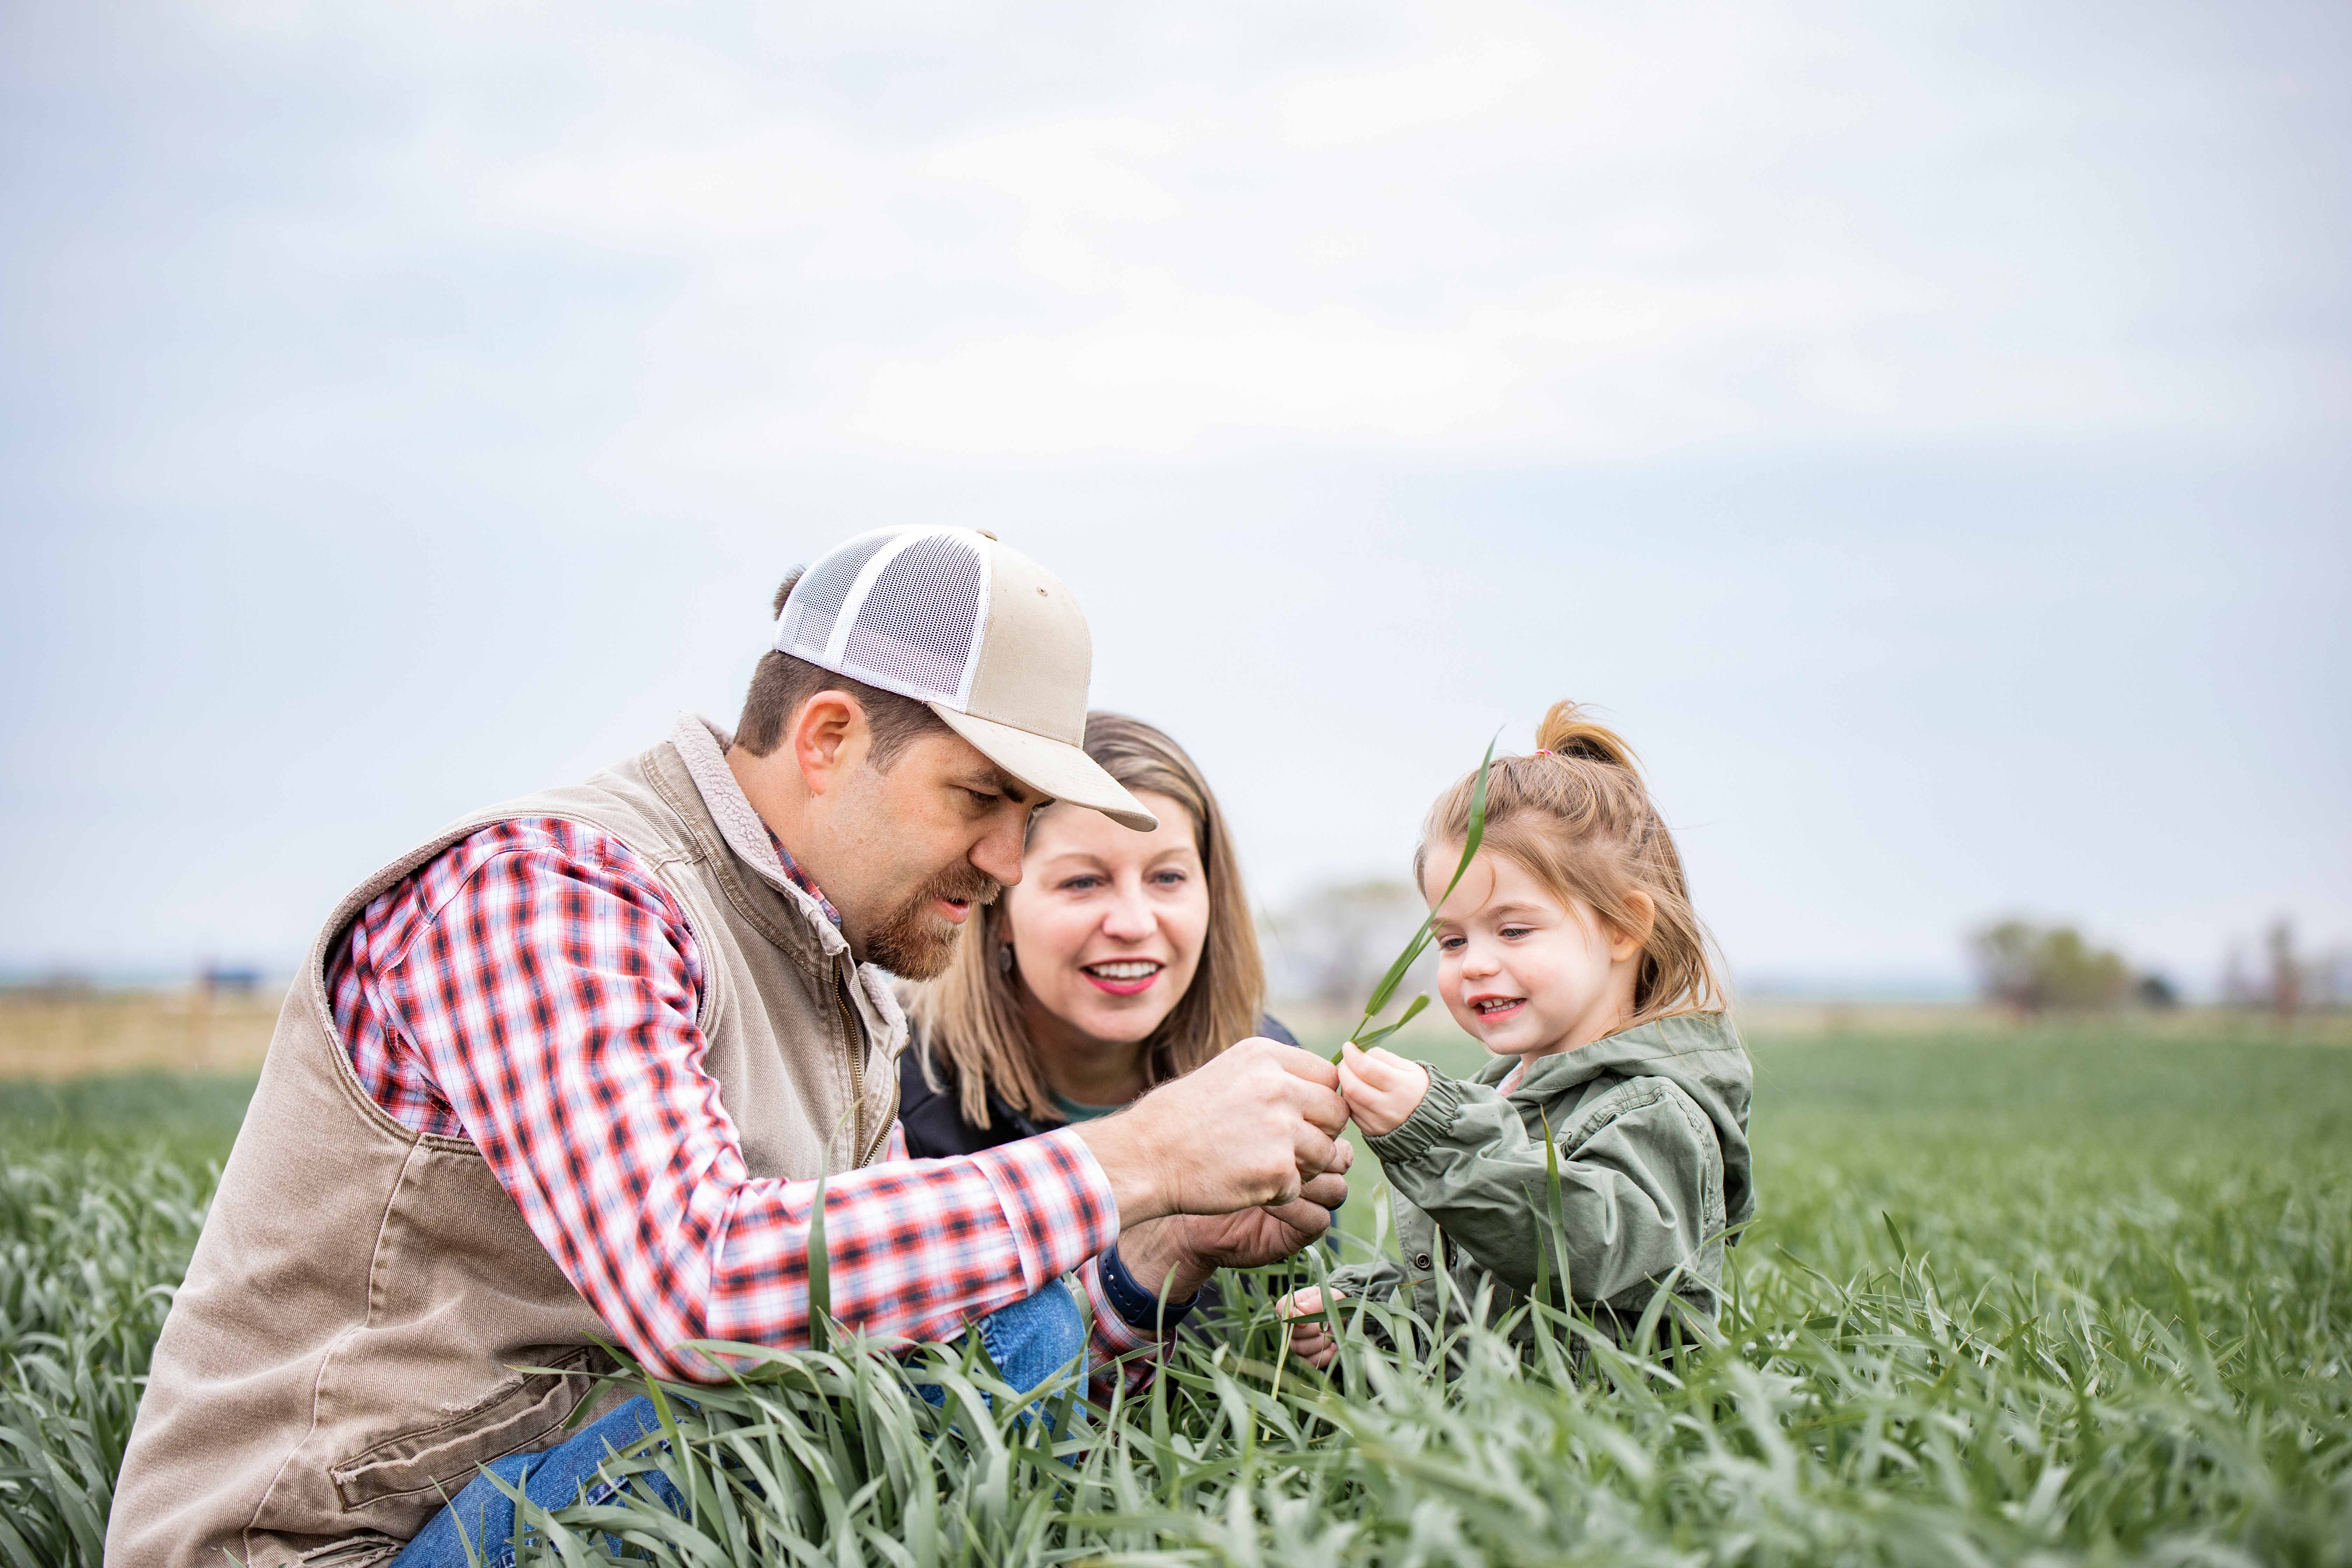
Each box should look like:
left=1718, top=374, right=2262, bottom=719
left=390, top=1281, right=1086, bottom=1568
left=909, top=1273, right=1088, bottom=1416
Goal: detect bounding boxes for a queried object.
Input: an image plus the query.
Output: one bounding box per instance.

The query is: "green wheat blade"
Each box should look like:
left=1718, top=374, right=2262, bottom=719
left=1337, top=734, right=1498, bottom=1061
left=1351, top=992, right=1430, bottom=1050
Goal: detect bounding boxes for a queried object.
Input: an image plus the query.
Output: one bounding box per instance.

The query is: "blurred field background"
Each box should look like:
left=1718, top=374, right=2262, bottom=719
left=8, top=985, right=2344, bottom=1083
left=0, top=989, right=285, bottom=1082
left=7, top=1014, right=2350, bottom=1564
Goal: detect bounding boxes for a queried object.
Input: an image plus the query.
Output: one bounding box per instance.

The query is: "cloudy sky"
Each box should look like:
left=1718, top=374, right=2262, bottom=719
left=4, top=0, right=2346, bottom=993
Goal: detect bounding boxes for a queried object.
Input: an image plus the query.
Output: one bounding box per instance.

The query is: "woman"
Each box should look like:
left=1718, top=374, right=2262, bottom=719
left=900, top=712, right=1300, bottom=1157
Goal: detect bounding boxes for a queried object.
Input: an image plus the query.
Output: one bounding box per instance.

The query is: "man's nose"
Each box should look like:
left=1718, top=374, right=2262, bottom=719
left=971, top=812, right=1026, bottom=886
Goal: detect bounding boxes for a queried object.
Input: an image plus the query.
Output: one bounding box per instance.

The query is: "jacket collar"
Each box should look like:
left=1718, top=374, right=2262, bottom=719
left=1476, top=1007, right=1745, bottom=1095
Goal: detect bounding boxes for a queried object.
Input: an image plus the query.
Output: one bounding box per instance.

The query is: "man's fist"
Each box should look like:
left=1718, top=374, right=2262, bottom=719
left=1337, top=1042, right=1431, bottom=1138
left=1116, top=1154, right=1353, bottom=1305
left=1075, top=1036, right=1349, bottom=1226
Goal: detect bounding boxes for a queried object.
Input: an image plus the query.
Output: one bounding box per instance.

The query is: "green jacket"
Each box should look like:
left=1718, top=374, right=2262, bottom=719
left=1331, top=1010, right=1754, bottom=1337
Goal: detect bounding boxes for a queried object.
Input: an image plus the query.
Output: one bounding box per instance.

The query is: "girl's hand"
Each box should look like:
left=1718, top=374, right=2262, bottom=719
left=1337, top=1043, right=1431, bottom=1138
left=1279, top=1286, right=1342, bottom=1370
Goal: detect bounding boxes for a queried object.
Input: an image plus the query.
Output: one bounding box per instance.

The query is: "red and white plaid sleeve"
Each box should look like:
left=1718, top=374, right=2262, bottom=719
left=329, top=819, right=1168, bottom=1383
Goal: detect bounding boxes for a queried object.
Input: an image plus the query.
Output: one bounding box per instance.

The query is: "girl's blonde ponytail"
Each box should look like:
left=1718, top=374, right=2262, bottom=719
left=1417, top=700, right=1726, bottom=1025
left=1534, top=700, right=1640, bottom=771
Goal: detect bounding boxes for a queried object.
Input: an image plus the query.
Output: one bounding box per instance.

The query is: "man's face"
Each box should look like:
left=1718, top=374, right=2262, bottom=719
left=819, top=727, right=1038, bottom=978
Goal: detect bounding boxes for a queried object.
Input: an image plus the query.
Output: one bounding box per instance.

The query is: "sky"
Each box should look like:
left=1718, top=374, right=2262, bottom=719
left=2, top=0, right=2347, bottom=995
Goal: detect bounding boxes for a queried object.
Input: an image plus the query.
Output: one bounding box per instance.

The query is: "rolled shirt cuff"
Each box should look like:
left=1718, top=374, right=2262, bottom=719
left=966, top=1125, right=1122, bottom=1295
left=1082, top=1254, right=1169, bottom=1357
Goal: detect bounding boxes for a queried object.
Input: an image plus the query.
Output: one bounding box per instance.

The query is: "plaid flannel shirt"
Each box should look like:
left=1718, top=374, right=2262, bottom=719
left=326, top=817, right=1165, bottom=1384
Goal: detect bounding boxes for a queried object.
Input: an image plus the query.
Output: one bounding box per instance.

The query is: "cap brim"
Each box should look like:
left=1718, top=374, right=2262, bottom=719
left=927, top=706, right=1159, bottom=832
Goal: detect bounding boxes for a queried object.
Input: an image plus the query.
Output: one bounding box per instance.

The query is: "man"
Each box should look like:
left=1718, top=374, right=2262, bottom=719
left=109, top=527, right=1350, bottom=1567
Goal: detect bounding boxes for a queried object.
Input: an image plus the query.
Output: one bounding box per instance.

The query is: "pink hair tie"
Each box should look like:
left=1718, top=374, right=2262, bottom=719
left=1536, top=748, right=1555, bottom=757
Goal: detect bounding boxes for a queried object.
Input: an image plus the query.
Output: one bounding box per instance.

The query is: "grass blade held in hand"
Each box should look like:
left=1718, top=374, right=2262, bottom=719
left=1351, top=992, right=1430, bottom=1050
left=1335, top=734, right=1498, bottom=1062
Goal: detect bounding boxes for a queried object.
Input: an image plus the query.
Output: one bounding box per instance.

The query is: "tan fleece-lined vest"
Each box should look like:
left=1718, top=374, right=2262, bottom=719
left=106, top=717, right=904, bottom=1568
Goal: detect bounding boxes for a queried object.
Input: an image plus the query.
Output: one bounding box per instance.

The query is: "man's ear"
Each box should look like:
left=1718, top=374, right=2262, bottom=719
left=789, top=691, right=867, bottom=799
left=1608, top=892, right=1657, bottom=962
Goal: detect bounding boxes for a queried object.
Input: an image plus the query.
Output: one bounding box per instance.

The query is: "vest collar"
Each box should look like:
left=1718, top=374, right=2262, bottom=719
left=667, top=713, right=909, bottom=1051
left=670, top=713, right=850, bottom=961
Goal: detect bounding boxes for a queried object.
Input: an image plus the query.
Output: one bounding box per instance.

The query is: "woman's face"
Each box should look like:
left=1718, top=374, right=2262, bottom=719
left=1003, top=789, right=1209, bottom=1046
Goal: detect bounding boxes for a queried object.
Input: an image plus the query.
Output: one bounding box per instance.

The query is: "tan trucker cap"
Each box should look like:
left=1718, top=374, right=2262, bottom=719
left=772, top=527, right=1158, bottom=832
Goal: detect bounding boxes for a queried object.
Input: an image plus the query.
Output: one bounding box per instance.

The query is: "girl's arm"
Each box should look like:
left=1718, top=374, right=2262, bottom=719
left=1358, top=1056, right=1726, bottom=1310
left=1324, top=1258, right=1406, bottom=1298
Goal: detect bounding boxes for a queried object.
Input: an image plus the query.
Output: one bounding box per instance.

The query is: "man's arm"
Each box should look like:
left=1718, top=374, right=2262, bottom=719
left=360, top=824, right=1126, bottom=1381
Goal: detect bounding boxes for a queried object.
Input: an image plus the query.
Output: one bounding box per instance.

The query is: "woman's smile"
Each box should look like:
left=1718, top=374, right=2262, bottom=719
left=1081, top=958, right=1164, bottom=996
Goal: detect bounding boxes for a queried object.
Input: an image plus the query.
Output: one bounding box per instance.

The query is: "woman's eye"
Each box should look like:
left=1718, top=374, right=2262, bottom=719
left=1151, top=870, right=1188, bottom=887
left=1061, top=875, right=1102, bottom=892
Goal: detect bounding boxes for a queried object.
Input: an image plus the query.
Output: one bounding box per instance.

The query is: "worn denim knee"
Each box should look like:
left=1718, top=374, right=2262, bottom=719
left=917, top=1277, right=1089, bottom=1423
left=973, top=1278, right=1088, bottom=1392
left=389, top=1395, right=681, bottom=1568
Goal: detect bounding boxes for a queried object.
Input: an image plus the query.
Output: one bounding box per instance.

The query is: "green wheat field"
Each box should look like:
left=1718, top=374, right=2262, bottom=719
left=4, top=1022, right=2348, bottom=1566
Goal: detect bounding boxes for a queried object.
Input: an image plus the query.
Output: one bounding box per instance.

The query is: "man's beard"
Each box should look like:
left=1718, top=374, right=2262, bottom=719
left=866, top=863, right=1003, bottom=979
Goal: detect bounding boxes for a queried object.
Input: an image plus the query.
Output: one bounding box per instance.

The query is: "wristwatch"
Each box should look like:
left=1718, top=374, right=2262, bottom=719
left=1098, top=1241, right=1202, bottom=1333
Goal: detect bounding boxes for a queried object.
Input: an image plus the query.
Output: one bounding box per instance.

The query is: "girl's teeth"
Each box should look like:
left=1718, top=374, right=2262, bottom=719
left=1088, top=961, right=1160, bottom=979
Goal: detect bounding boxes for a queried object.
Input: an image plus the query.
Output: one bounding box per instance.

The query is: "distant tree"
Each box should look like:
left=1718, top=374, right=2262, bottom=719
left=2221, top=943, right=2256, bottom=1008
left=2266, top=918, right=2302, bottom=1024
left=1973, top=920, right=2039, bottom=1014
left=1970, top=919, right=2132, bottom=1016
left=2216, top=921, right=2346, bottom=1015
left=2135, top=973, right=2180, bottom=1009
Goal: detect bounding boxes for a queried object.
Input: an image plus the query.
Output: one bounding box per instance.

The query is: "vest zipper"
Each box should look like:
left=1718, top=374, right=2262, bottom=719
left=833, top=965, right=867, bottom=1166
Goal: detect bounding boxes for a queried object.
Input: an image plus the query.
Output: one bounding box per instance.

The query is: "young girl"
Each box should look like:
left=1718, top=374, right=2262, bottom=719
left=1283, top=702, right=1754, bottom=1366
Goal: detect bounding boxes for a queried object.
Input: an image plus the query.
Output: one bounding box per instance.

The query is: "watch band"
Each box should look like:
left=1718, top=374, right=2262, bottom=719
left=1098, top=1241, right=1201, bottom=1334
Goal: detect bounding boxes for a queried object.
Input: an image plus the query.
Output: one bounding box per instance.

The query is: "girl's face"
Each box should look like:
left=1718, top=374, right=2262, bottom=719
left=1423, top=849, right=1644, bottom=1058
left=1003, top=789, right=1210, bottom=1047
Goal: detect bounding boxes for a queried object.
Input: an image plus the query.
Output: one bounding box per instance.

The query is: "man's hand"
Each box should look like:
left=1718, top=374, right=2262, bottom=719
left=1278, top=1287, right=1342, bottom=1370
left=1112, top=1153, right=1351, bottom=1304
left=1337, top=1042, right=1431, bottom=1138
left=1074, top=1037, right=1348, bottom=1227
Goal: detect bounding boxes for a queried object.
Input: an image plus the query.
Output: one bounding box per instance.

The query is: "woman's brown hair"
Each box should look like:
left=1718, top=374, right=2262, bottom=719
left=906, top=712, right=1268, bottom=1128
left=1416, top=701, right=1727, bottom=1026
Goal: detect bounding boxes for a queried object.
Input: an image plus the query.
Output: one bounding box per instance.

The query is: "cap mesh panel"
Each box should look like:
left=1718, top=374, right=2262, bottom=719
left=840, top=533, right=983, bottom=703
left=778, top=532, right=892, bottom=658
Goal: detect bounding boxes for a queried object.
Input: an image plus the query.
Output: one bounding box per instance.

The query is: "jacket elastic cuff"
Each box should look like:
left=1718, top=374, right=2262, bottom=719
left=1367, top=1064, right=1466, bottom=1164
